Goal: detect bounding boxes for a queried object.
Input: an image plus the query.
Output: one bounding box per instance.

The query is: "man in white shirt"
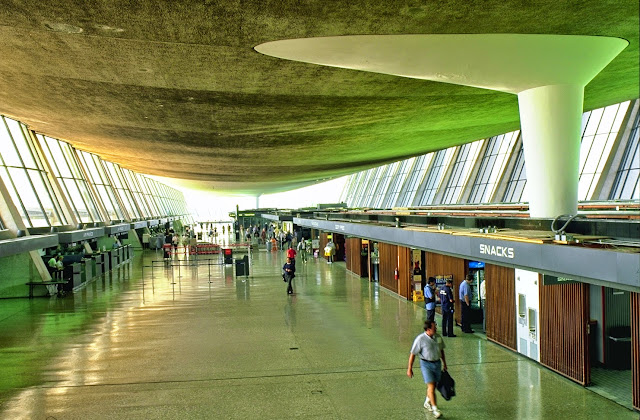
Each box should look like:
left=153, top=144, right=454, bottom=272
left=407, top=320, right=448, bottom=418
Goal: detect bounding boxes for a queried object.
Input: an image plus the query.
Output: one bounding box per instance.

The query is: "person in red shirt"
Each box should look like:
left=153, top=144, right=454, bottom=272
left=286, top=246, right=297, bottom=269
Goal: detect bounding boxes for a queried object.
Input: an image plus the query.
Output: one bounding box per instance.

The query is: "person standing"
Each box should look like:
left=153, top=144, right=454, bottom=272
left=286, top=245, right=297, bottom=270
left=324, top=239, right=335, bottom=263
left=439, top=278, right=456, bottom=337
left=283, top=257, right=295, bottom=295
left=407, top=320, right=447, bottom=418
left=424, top=277, right=437, bottom=322
left=459, top=274, right=474, bottom=333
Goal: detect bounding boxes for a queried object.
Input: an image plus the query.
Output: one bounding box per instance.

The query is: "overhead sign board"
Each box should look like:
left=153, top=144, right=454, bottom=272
left=58, top=227, right=106, bottom=243
left=542, top=274, right=578, bottom=285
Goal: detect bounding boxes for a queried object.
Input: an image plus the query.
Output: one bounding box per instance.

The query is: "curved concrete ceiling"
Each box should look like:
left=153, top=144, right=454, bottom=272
left=0, top=1, right=637, bottom=195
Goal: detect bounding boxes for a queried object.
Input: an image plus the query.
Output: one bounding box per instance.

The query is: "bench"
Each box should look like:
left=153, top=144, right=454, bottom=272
left=25, top=281, right=69, bottom=298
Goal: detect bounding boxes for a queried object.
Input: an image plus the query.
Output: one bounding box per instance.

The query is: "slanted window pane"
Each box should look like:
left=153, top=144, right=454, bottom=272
left=415, top=148, right=455, bottom=206
left=0, top=167, right=29, bottom=225
left=4, top=118, right=36, bottom=168
left=610, top=106, right=640, bottom=200
left=9, top=167, right=47, bottom=227
left=397, top=154, right=431, bottom=207
left=578, top=101, right=631, bottom=200
left=503, top=144, right=527, bottom=203
left=63, top=178, right=89, bottom=223
left=28, top=169, right=64, bottom=226
left=0, top=118, right=68, bottom=227
left=0, top=118, right=22, bottom=167
left=442, top=140, right=483, bottom=204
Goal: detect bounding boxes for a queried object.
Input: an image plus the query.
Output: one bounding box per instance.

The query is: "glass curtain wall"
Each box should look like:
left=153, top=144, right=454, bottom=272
left=441, top=140, right=484, bottom=204
left=578, top=101, right=631, bottom=200
left=121, top=168, right=152, bottom=218
left=143, top=177, right=169, bottom=216
left=103, top=161, right=142, bottom=220
left=502, top=143, right=527, bottom=203
left=77, top=151, right=126, bottom=221
left=382, top=158, right=414, bottom=208
left=415, top=148, right=455, bottom=206
left=0, top=116, right=67, bottom=228
left=136, top=173, right=160, bottom=217
left=350, top=169, right=374, bottom=207
left=609, top=108, right=640, bottom=200
left=468, top=131, right=520, bottom=203
left=370, top=164, right=399, bottom=208
left=396, top=154, right=433, bottom=207
left=37, top=135, right=103, bottom=224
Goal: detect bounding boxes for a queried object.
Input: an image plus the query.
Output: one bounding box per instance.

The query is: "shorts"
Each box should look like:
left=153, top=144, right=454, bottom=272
left=419, top=359, right=442, bottom=384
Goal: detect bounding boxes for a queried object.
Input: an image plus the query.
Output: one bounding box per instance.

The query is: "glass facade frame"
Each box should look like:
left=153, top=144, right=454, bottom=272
left=441, top=140, right=484, bottom=204
left=37, top=135, right=103, bottom=224
left=77, top=151, right=126, bottom=221
left=468, top=131, right=520, bottom=204
left=609, top=107, right=640, bottom=200
left=0, top=117, right=67, bottom=228
left=415, top=148, right=455, bottom=206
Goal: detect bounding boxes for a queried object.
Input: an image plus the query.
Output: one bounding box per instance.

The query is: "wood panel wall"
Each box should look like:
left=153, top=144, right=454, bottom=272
left=334, top=233, right=346, bottom=262
left=397, top=246, right=412, bottom=300
left=319, top=232, right=328, bottom=261
left=540, top=281, right=590, bottom=385
left=632, top=292, right=640, bottom=411
left=485, top=263, right=517, bottom=351
left=345, top=238, right=362, bottom=276
left=379, top=242, right=398, bottom=293
left=424, top=252, right=466, bottom=323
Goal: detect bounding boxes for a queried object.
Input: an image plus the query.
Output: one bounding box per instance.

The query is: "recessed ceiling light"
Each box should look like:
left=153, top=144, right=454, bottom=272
left=44, top=22, right=83, bottom=34
left=94, top=24, right=125, bottom=33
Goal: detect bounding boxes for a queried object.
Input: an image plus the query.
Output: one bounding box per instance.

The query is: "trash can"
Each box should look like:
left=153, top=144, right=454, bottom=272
left=235, top=255, right=249, bottom=277
left=607, top=326, right=631, bottom=370
left=223, top=248, right=233, bottom=264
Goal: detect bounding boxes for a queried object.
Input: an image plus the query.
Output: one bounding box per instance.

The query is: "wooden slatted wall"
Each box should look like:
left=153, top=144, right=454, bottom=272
left=334, top=233, right=346, bottom=262
left=485, top=263, right=517, bottom=351
left=379, top=242, right=398, bottom=293
left=345, top=238, right=362, bottom=275
left=397, top=246, right=412, bottom=299
left=632, top=292, right=640, bottom=411
left=319, top=232, right=328, bottom=261
left=540, top=281, right=590, bottom=385
left=424, top=252, right=466, bottom=324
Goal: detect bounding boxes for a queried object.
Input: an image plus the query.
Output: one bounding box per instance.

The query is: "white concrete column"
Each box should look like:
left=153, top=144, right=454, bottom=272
left=517, top=84, right=583, bottom=218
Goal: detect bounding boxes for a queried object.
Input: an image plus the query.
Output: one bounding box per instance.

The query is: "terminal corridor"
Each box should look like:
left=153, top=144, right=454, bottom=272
left=0, top=249, right=636, bottom=420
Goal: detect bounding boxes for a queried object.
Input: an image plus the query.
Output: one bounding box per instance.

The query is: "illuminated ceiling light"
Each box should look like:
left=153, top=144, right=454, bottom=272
left=44, top=22, right=83, bottom=34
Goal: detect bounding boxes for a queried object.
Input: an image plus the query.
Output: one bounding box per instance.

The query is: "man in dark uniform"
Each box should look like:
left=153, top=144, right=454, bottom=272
left=439, top=278, right=456, bottom=337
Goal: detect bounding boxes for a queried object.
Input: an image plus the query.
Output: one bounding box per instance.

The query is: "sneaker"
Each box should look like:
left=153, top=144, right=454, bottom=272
left=448, top=334, right=457, bottom=337
left=423, top=401, right=432, bottom=411
left=433, top=408, right=442, bottom=418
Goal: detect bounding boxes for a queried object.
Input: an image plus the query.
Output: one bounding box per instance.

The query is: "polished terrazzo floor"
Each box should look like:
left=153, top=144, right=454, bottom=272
left=0, top=247, right=637, bottom=419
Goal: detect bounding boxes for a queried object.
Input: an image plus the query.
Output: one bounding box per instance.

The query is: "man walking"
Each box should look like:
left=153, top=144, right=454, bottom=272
left=283, top=257, right=295, bottom=295
left=459, top=274, right=474, bottom=333
left=407, top=320, right=448, bottom=418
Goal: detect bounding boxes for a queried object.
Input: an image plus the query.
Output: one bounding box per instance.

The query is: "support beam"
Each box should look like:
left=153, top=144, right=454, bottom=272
left=518, top=84, right=583, bottom=218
